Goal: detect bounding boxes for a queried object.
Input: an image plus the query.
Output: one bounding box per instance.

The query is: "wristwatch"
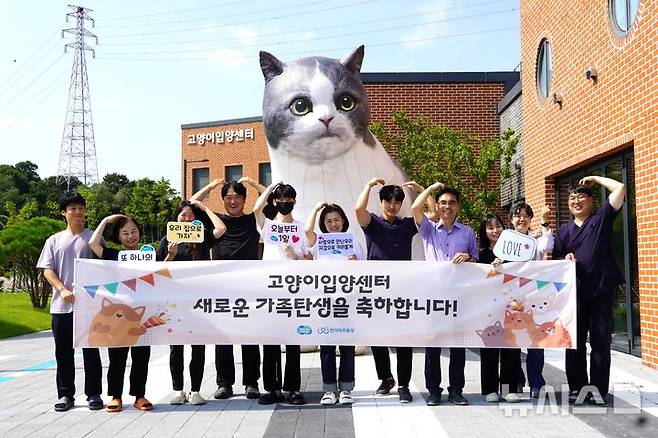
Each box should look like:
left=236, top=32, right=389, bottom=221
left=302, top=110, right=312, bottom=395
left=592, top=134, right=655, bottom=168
left=540, top=222, right=549, bottom=227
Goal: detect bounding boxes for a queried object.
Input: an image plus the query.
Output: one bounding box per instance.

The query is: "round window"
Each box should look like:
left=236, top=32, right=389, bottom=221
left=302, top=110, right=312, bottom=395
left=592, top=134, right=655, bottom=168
left=536, top=39, right=552, bottom=101
left=609, top=0, right=640, bottom=36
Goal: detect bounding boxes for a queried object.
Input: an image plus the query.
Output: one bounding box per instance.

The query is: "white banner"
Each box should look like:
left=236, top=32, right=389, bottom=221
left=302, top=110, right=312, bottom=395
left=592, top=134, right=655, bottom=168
left=73, top=259, right=576, bottom=349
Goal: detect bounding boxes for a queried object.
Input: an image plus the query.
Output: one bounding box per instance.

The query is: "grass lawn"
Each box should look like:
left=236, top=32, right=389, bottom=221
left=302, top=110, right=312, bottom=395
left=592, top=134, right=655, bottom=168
left=0, top=292, right=51, bottom=339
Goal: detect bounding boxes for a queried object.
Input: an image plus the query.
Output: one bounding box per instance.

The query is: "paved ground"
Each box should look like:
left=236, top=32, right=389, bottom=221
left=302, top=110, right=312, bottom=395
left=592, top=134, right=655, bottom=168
left=1, top=331, right=657, bottom=437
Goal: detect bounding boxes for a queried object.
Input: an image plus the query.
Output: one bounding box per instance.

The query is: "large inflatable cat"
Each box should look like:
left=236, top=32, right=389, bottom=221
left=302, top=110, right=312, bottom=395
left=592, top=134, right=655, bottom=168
left=259, top=45, right=412, bottom=244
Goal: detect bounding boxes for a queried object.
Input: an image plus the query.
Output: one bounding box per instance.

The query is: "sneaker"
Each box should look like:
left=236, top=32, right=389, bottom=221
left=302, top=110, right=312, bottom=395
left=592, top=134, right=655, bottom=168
left=213, top=385, right=233, bottom=400
left=320, top=391, right=337, bottom=405
left=189, top=391, right=207, bottom=405
left=170, top=391, right=187, bottom=405
left=485, top=392, right=500, bottom=403
left=568, top=390, right=581, bottom=404
left=376, top=378, right=396, bottom=395
left=530, top=387, right=541, bottom=399
left=448, top=391, right=468, bottom=406
left=426, top=390, right=442, bottom=406
left=338, top=390, right=353, bottom=404
left=245, top=385, right=261, bottom=400
left=398, top=386, right=412, bottom=403
left=88, top=395, right=104, bottom=411
left=258, top=390, right=284, bottom=405
left=54, top=396, right=74, bottom=412
left=504, top=393, right=520, bottom=403
left=288, top=391, right=306, bottom=405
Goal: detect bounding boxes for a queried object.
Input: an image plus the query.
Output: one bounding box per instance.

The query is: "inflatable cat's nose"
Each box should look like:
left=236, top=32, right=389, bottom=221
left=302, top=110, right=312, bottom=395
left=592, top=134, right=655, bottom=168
left=319, top=116, right=334, bottom=128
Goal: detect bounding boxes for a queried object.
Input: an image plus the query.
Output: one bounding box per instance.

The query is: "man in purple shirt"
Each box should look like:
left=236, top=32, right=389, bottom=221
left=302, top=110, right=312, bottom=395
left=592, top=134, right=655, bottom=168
left=356, top=177, right=418, bottom=404
left=412, top=182, right=478, bottom=406
left=552, top=176, right=625, bottom=405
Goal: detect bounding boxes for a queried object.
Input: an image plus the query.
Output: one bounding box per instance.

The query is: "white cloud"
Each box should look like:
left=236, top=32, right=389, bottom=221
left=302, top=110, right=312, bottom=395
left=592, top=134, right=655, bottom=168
left=400, top=0, right=451, bottom=49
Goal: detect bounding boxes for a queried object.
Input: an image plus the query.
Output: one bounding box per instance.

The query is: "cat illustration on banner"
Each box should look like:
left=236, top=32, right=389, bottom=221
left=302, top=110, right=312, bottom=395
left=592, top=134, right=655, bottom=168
left=259, top=45, right=411, bottom=245
left=88, top=298, right=168, bottom=347
left=476, top=321, right=508, bottom=347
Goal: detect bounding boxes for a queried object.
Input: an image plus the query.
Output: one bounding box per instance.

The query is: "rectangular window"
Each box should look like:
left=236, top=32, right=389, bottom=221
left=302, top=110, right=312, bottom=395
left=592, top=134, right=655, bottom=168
left=259, top=162, right=272, bottom=186
left=192, top=168, right=209, bottom=195
left=225, top=165, right=243, bottom=182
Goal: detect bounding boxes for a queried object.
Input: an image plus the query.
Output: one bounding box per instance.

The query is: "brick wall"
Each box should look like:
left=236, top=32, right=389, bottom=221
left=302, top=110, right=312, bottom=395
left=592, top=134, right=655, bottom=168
left=520, top=1, right=658, bottom=367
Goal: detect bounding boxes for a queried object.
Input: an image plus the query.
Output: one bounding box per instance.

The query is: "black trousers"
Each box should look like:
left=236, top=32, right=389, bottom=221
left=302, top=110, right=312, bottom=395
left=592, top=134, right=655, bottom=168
left=170, top=345, right=205, bottom=392
left=52, top=312, right=102, bottom=399
left=372, top=346, right=412, bottom=387
left=262, top=345, right=300, bottom=392
left=424, top=347, right=465, bottom=393
left=107, top=346, right=150, bottom=398
left=480, top=348, right=521, bottom=395
left=566, top=292, right=614, bottom=397
left=215, top=344, right=261, bottom=387
left=320, top=345, right=355, bottom=391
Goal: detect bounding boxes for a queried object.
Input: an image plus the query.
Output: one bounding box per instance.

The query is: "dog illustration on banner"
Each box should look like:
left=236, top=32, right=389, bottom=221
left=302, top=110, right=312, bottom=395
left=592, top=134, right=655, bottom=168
left=88, top=298, right=168, bottom=347
left=259, top=45, right=411, bottom=242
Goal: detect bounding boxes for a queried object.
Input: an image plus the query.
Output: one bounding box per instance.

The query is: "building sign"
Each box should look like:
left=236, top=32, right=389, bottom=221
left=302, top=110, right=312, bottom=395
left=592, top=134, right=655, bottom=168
left=187, top=128, right=255, bottom=145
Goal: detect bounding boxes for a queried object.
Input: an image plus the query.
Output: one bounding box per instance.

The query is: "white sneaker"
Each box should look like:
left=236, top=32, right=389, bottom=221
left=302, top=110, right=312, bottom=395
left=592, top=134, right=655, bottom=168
left=320, top=391, right=337, bottom=405
left=339, top=391, right=353, bottom=404
left=189, top=391, right=207, bottom=405
left=170, top=390, right=187, bottom=405
left=504, top=393, right=520, bottom=403
left=485, top=392, right=500, bottom=403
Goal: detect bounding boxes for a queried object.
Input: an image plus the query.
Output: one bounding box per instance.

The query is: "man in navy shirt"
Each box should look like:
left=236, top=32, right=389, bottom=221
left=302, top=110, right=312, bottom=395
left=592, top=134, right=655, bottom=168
left=355, top=177, right=418, bottom=403
left=552, top=175, right=626, bottom=405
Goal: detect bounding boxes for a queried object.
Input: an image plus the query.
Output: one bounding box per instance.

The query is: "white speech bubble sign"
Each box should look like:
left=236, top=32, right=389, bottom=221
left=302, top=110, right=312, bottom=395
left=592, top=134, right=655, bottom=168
left=493, top=229, right=537, bottom=262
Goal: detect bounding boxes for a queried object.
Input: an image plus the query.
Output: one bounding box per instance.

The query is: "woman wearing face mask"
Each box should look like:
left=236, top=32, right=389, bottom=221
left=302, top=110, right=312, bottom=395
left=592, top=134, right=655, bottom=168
left=156, top=200, right=227, bottom=406
left=305, top=202, right=364, bottom=405
left=253, top=182, right=310, bottom=406
left=477, top=214, right=521, bottom=403
left=508, top=202, right=554, bottom=399
left=89, top=214, right=153, bottom=413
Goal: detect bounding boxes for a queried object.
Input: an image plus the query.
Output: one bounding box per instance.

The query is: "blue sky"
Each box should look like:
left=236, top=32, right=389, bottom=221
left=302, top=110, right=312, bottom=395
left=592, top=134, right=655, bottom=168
left=0, top=0, right=520, bottom=190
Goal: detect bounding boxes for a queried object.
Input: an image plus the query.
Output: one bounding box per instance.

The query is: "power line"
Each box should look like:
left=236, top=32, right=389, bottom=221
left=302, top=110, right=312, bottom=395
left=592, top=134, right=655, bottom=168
left=96, top=26, right=519, bottom=63
left=101, top=0, right=379, bottom=38
left=99, top=0, right=511, bottom=47
left=0, top=31, right=62, bottom=94
left=0, top=54, right=66, bottom=110
left=101, top=0, right=260, bottom=22
left=100, top=7, right=517, bottom=57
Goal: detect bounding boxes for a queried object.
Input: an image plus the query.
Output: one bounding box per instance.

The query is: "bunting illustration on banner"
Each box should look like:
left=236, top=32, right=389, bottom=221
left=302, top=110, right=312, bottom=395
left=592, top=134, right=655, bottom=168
left=488, top=269, right=569, bottom=292
left=81, top=267, right=174, bottom=298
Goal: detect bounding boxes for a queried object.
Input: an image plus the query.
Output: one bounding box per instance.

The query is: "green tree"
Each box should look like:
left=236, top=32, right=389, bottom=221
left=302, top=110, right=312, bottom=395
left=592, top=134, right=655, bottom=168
left=371, top=109, right=519, bottom=227
left=0, top=199, right=38, bottom=229
left=125, top=178, right=179, bottom=242
left=76, top=184, right=115, bottom=229
left=0, top=217, right=65, bottom=308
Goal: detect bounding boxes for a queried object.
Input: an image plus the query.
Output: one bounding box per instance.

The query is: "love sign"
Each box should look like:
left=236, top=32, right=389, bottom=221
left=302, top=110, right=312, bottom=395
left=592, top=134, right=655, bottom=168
left=493, top=229, right=537, bottom=262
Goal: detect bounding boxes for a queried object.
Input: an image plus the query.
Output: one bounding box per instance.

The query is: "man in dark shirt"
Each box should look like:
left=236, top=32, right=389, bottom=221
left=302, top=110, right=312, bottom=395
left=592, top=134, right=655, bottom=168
left=552, top=175, right=626, bottom=405
left=190, top=177, right=265, bottom=400
left=355, top=177, right=418, bottom=404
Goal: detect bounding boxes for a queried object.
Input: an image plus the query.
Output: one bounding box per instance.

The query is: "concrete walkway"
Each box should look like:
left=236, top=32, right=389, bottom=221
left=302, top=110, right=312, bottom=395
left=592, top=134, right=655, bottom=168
left=1, top=331, right=657, bottom=437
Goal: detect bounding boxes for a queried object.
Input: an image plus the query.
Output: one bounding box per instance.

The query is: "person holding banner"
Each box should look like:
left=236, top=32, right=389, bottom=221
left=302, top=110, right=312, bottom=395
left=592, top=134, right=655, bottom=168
left=191, top=177, right=265, bottom=401
left=254, top=182, right=310, bottom=405
left=157, top=200, right=227, bottom=406
left=305, top=202, right=362, bottom=405
left=507, top=202, right=554, bottom=399
left=477, top=214, right=522, bottom=403
left=552, top=176, right=626, bottom=405
left=37, top=192, right=104, bottom=412
left=411, top=182, right=478, bottom=406
left=355, top=178, right=417, bottom=404
left=89, top=214, right=153, bottom=412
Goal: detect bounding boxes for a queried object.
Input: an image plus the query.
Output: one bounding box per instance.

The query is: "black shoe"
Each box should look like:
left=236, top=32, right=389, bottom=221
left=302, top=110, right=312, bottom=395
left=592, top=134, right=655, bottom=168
left=448, top=391, right=468, bottom=406
left=426, top=390, right=442, bottom=406
left=245, top=385, right=260, bottom=400
left=530, top=387, right=541, bottom=399
left=258, top=390, right=284, bottom=405
left=568, top=390, right=581, bottom=405
left=398, top=386, right=412, bottom=403
left=54, top=396, right=74, bottom=412
left=287, top=391, right=306, bottom=405
left=213, top=385, right=234, bottom=399
left=376, top=378, right=396, bottom=395
left=585, top=393, right=607, bottom=406
left=87, top=395, right=103, bottom=411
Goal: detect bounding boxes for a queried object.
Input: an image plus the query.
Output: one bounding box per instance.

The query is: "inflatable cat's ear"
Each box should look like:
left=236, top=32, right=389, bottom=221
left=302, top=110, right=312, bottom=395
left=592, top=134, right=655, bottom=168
left=259, top=51, right=285, bottom=83
left=340, top=45, right=365, bottom=75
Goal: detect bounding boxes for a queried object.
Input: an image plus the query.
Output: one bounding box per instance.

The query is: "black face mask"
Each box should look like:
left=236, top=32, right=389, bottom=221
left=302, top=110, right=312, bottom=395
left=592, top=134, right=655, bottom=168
left=275, top=201, right=295, bottom=215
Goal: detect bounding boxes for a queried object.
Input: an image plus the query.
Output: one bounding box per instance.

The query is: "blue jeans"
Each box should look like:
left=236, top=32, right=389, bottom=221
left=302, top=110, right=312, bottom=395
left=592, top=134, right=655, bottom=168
left=519, top=348, right=545, bottom=390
